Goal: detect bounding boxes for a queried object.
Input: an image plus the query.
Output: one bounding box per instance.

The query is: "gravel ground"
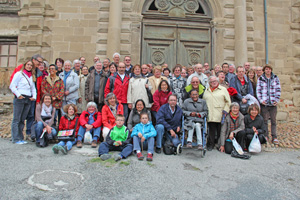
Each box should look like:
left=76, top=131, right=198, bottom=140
left=0, top=138, right=300, bottom=200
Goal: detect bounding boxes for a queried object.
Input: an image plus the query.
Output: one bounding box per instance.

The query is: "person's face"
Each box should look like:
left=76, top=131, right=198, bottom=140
left=222, top=64, right=229, bottom=73
left=191, top=78, right=200, bottom=89
left=116, top=117, right=125, bottom=127
left=209, top=77, right=219, bottom=88
left=250, top=108, right=258, bottom=118
left=163, top=70, right=170, bottom=77
left=43, top=96, right=52, bottom=106
left=56, top=60, right=63, bottom=70
left=256, top=67, right=263, bottom=77
left=110, top=65, right=116, bottom=74
left=68, top=106, right=75, bottom=116
left=231, top=106, right=239, bottom=115
left=118, top=63, right=126, bottom=74
left=136, top=101, right=144, bottom=111
left=33, top=57, right=43, bottom=68
left=103, top=59, right=109, bottom=67
left=190, top=91, right=199, bottom=102
left=82, top=67, right=88, bottom=75
left=248, top=71, right=255, bottom=79
left=215, top=66, right=221, bottom=73
left=161, top=81, right=168, bottom=91
left=181, top=69, right=187, bottom=78
left=94, top=57, right=99, bottom=63
left=74, top=63, right=81, bottom=70
left=108, top=96, right=116, bottom=106
left=113, top=55, right=120, bottom=63
left=195, top=65, right=203, bottom=74
left=218, top=72, right=225, bottom=82
left=95, top=63, right=102, bottom=71
left=204, top=63, right=209, bottom=70
left=141, top=65, right=148, bottom=74
left=264, top=67, right=272, bottom=76
left=80, top=57, right=86, bottom=65
left=168, top=96, right=177, bottom=108
left=87, top=106, right=96, bottom=113
left=244, top=62, right=250, bottom=71
left=49, top=66, right=57, bottom=76
left=140, top=114, right=149, bottom=124
left=25, top=61, right=33, bottom=71
left=64, top=62, right=72, bottom=72
left=124, top=57, right=131, bottom=66
left=154, top=69, right=161, bottom=78
left=237, top=68, right=245, bottom=79
left=38, top=62, right=44, bottom=72
left=133, top=66, right=141, bottom=75
left=174, top=67, right=181, bottom=77
left=187, top=68, right=194, bottom=75
left=229, top=66, right=235, bottom=73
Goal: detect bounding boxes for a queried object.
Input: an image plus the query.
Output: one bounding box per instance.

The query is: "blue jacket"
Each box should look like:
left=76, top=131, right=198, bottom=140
left=131, top=122, right=157, bottom=140
left=229, top=75, right=253, bottom=101
left=156, top=104, right=183, bottom=132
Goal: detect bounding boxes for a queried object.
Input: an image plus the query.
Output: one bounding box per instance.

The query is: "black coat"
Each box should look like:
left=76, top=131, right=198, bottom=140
left=244, top=114, right=266, bottom=135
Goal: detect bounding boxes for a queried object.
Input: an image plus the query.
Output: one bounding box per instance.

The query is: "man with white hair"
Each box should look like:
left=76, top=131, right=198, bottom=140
left=186, top=63, right=209, bottom=87
left=256, top=66, right=263, bottom=78
left=73, top=59, right=81, bottom=76
left=113, top=52, right=120, bottom=65
left=124, top=56, right=133, bottom=76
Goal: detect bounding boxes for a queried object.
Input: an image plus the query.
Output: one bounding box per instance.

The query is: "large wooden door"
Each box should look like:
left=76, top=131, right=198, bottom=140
left=141, top=22, right=211, bottom=69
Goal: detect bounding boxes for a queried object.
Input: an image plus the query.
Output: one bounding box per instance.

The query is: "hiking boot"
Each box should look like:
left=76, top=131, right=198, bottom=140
left=186, top=142, right=192, bottom=148
left=155, top=148, right=161, bottom=154
left=76, top=140, right=83, bottom=148
left=114, top=154, right=122, bottom=161
left=197, top=144, right=203, bottom=150
left=146, top=153, right=153, bottom=161
left=52, top=144, right=59, bottom=154
left=100, top=154, right=111, bottom=161
left=273, top=138, right=279, bottom=145
left=58, top=145, right=68, bottom=155
left=137, top=152, right=144, bottom=160
left=91, top=140, right=97, bottom=148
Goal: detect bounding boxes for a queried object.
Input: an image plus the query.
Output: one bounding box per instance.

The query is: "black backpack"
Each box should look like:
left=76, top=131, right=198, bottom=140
left=163, top=140, right=176, bottom=155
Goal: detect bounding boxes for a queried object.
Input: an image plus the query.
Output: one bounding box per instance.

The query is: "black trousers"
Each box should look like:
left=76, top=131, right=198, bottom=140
left=208, top=122, right=221, bottom=147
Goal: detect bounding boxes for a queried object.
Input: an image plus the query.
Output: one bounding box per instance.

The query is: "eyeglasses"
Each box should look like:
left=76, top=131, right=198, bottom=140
left=191, top=81, right=199, bottom=83
left=116, top=119, right=125, bottom=121
left=49, top=68, right=56, bottom=71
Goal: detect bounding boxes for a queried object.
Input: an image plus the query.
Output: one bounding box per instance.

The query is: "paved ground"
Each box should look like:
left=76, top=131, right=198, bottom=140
left=0, top=138, right=300, bottom=200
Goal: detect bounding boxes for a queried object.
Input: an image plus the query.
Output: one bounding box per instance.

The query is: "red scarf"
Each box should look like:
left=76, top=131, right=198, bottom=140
left=23, top=69, right=32, bottom=78
left=230, top=111, right=239, bottom=120
left=210, top=84, right=219, bottom=92
left=250, top=115, right=256, bottom=120
left=238, top=77, right=245, bottom=86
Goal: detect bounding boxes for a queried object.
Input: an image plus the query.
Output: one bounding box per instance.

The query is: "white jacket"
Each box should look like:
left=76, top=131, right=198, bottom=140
left=10, top=71, right=37, bottom=99
left=59, top=70, right=79, bottom=101
left=127, top=76, right=152, bottom=108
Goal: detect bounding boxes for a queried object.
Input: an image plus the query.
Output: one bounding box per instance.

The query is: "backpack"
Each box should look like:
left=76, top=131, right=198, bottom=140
left=163, top=140, right=176, bottom=155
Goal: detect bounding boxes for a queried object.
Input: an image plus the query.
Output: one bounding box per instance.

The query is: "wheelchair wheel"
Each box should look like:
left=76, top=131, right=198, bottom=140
left=177, top=143, right=182, bottom=155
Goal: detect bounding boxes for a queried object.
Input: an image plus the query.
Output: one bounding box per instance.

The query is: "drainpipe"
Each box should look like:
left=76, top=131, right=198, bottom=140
left=264, top=0, right=269, bottom=64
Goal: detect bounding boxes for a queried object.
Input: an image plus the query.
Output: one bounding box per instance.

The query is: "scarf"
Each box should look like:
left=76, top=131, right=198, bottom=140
left=230, top=111, right=239, bottom=121
left=109, top=104, right=117, bottom=118
left=132, top=74, right=143, bottom=78
left=210, top=83, right=219, bottom=92
left=175, top=75, right=181, bottom=80
left=88, top=111, right=95, bottom=124
left=67, top=115, right=75, bottom=120
left=250, top=115, right=256, bottom=120
left=42, top=103, right=53, bottom=117
left=229, top=113, right=240, bottom=133
left=63, top=70, right=71, bottom=88
left=23, top=69, right=32, bottom=78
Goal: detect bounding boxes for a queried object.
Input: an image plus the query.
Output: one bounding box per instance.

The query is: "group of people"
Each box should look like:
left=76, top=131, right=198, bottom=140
left=9, top=53, right=281, bottom=161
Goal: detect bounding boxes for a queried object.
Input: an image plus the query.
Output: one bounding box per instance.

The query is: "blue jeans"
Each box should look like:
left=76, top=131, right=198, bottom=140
left=77, top=126, right=101, bottom=142
left=133, top=136, right=155, bottom=154
left=61, top=99, right=77, bottom=115
left=57, top=139, right=77, bottom=151
left=35, top=121, right=57, bottom=143
left=26, top=100, right=36, bottom=135
left=11, top=97, right=31, bottom=142
left=165, top=132, right=180, bottom=147
left=155, top=124, right=180, bottom=148
left=98, top=142, right=133, bottom=158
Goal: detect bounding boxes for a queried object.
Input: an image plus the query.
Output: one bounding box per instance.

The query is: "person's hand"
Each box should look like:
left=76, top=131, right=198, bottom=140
left=138, top=133, right=143, bottom=138
left=45, top=125, right=52, bottom=134
left=176, top=127, right=180, bottom=133
left=262, top=101, right=267, bottom=105
left=145, top=84, right=149, bottom=89
left=190, top=112, right=196, bottom=117
left=170, top=130, right=176, bottom=137
left=52, top=96, right=56, bottom=101
left=141, top=136, right=145, bottom=143
left=114, top=142, right=119, bottom=146
left=273, top=102, right=277, bottom=106
left=128, top=103, right=133, bottom=110
left=229, top=132, right=234, bottom=140
left=252, top=127, right=258, bottom=134
left=219, top=146, right=225, bottom=152
left=242, top=98, right=247, bottom=104
left=78, top=98, right=82, bottom=103
left=117, top=141, right=122, bottom=145
left=18, top=95, right=24, bottom=99
left=85, top=124, right=93, bottom=131
left=64, top=91, right=70, bottom=96
left=29, top=98, right=36, bottom=101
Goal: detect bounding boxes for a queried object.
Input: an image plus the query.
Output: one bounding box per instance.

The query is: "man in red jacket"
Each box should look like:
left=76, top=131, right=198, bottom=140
left=104, top=62, right=130, bottom=121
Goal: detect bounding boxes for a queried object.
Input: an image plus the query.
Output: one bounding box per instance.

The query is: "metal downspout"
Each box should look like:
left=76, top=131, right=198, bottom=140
left=264, top=0, right=269, bottom=64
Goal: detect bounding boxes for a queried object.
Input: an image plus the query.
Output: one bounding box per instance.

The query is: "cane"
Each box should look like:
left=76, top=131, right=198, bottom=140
left=141, top=138, right=143, bottom=154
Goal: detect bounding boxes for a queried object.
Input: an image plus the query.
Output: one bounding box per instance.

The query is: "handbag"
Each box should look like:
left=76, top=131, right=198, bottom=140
left=57, top=117, right=79, bottom=141
left=249, top=134, right=262, bottom=153
left=146, top=80, right=153, bottom=103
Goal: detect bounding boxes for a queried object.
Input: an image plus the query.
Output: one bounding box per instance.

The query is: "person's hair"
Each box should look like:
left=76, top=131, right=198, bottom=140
left=134, top=99, right=146, bottom=109
left=115, top=114, right=125, bottom=120
left=216, top=70, right=225, bottom=77
left=82, top=66, right=88, bottom=70
left=113, top=52, right=120, bottom=58
left=263, top=64, right=273, bottom=72
left=248, top=103, right=260, bottom=114
left=168, top=94, right=177, bottom=100
left=86, top=102, right=98, bottom=112
left=230, top=102, right=240, bottom=110
left=222, top=62, right=229, bottom=68
left=73, top=59, right=80, bottom=65
left=214, top=64, right=221, bottom=70
left=49, top=64, right=58, bottom=71
left=63, top=104, right=78, bottom=115
left=64, top=60, right=72, bottom=67
left=94, top=61, right=102, bottom=67
left=40, top=93, right=52, bottom=105
left=104, top=58, right=110, bottom=63
left=163, top=68, right=171, bottom=73
left=187, top=66, right=194, bottom=72
left=140, top=112, right=149, bottom=119
left=246, top=69, right=257, bottom=84
left=189, top=89, right=198, bottom=97
left=172, top=64, right=182, bottom=73
left=55, top=58, right=64, bottom=66
left=236, top=66, right=244, bottom=73
left=131, top=64, right=141, bottom=73
left=152, top=65, right=162, bottom=73
left=208, top=75, right=219, bottom=83
left=104, top=92, right=118, bottom=105
left=229, top=64, right=235, bottom=69
left=158, top=80, right=171, bottom=92
left=124, top=55, right=131, bottom=60
left=204, top=70, right=212, bottom=76
left=31, top=54, right=43, bottom=61
left=109, top=62, right=118, bottom=68
left=43, top=61, right=49, bottom=68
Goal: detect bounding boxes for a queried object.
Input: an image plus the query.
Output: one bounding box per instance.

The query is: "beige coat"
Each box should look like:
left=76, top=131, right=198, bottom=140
left=77, top=74, right=88, bottom=113
left=203, top=85, right=231, bottom=123
left=127, top=76, right=152, bottom=108
left=148, top=75, right=168, bottom=94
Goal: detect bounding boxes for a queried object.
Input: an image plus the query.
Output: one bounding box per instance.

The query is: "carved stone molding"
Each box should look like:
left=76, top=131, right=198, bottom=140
left=0, top=0, right=20, bottom=14
left=188, top=50, right=201, bottom=65
left=153, top=0, right=202, bottom=15
left=152, top=50, right=165, bottom=65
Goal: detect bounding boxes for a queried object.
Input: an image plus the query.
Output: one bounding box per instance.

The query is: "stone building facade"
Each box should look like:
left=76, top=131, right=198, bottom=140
left=0, top=0, right=299, bottom=121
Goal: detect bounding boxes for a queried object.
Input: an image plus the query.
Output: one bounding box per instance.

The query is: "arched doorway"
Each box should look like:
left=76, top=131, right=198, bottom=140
left=141, top=0, right=213, bottom=69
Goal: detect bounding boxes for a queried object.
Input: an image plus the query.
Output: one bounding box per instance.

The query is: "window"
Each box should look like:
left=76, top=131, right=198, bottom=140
left=0, top=39, right=17, bottom=68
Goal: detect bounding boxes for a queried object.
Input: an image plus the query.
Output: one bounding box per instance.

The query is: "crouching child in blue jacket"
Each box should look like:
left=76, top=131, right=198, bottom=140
left=98, top=114, right=133, bottom=161
left=131, top=112, right=157, bottom=161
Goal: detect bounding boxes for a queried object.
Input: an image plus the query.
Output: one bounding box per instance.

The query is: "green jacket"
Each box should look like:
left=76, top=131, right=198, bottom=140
left=106, top=125, right=131, bottom=146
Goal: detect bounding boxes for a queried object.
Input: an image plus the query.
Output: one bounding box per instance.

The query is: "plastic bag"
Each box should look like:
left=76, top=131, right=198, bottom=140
left=232, top=138, right=244, bottom=155
left=84, top=131, right=93, bottom=144
left=249, top=134, right=261, bottom=153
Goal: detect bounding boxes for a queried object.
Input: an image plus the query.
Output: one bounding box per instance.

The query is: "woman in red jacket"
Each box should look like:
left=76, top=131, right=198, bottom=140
left=151, top=80, right=172, bottom=119
left=101, top=93, right=124, bottom=141
left=52, top=104, right=79, bottom=155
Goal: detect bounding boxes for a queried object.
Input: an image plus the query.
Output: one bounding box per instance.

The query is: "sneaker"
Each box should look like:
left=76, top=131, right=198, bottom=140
left=207, top=146, right=213, bottom=151
left=76, top=140, right=83, bottom=148
left=100, top=154, right=112, bottom=161
left=91, top=140, right=97, bottom=148
left=155, top=148, right=161, bottom=154
left=15, top=141, right=24, bottom=144
left=197, top=144, right=203, bottom=150
left=186, top=142, right=192, bottom=148
left=52, top=144, right=59, bottom=154
left=58, top=145, right=68, bottom=155
left=114, top=154, right=122, bottom=162
left=146, top=153, right=153, bottom=161
left=21, top=140, right=28, bottom=144
left=273, top=138, right=279, bottom=145
left=137, top=152, right=144, bottom=160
